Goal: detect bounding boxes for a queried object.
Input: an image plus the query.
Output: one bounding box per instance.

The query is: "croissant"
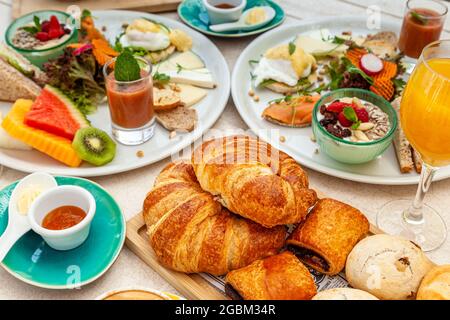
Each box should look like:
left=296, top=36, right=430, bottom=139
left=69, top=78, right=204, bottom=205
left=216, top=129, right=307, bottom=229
left=191, top=135, right=318, bottom=227
left=143, top=161, right=286, bottom=276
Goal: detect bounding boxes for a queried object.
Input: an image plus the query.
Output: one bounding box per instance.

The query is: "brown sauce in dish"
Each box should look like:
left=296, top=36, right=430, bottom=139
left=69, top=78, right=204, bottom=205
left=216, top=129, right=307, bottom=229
left=42, top=206, right=86, bottom=230
left=103, top=290, right=166, bottom=300
left=398, top=8, right=445, bottom=58
left=288, top=246, right=330, bottom=272
left=215, top=3, right=235, bottom=9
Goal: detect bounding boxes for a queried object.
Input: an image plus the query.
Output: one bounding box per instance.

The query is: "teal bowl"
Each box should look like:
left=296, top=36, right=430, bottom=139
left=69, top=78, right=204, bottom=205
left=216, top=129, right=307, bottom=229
left=5, top=10, right=78, bottom=69
left=312, top=89, right=397, bottom=164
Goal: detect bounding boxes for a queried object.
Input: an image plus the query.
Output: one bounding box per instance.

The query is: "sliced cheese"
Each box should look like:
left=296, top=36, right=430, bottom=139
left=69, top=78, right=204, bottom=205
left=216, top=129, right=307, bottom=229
left=177, top=84, right=207, bottom=107
left=164, top=69, right=216, bottom=88
left=156, top=51, right=205, bottom=73
left=296, top=35, right=348, bottom=57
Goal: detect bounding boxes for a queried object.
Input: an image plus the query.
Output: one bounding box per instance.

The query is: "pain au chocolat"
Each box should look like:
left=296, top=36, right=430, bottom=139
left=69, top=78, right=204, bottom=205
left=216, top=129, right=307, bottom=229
left=225, top=251, right=317, bottom=300
left=191, top=135, right=318, bottom=228
left=142, top=161, right=286, bottom=276
left=287, top=198, right=369, bottom=275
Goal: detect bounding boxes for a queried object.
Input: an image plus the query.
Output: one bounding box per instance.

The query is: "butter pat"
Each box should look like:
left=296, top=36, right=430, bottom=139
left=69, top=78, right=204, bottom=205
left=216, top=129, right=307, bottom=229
left=245, top=7, right=266, bottom=25
left=17, top=185, right=42, bottom=215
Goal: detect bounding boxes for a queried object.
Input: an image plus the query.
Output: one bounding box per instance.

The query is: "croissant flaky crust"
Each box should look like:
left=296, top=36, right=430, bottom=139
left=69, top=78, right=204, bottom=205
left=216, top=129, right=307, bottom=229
left=191, top=135, right=318, bottom=227
left=143, top=161, right=286, bottom=276
left=287, top=198, right=370, bottom=275
left=225, top=251, right=317, bottom=300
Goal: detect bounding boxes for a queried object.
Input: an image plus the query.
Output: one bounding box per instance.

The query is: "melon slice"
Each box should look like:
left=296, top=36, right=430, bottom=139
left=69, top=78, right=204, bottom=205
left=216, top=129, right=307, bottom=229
left=2, top=99, right=82, bottom=167
left=24, top=85, right=90, bottom=141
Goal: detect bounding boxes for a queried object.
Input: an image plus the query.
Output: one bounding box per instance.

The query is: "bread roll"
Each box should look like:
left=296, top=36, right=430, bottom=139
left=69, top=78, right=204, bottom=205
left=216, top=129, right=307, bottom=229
left=345, top=234, right=434, bottom=300
left=417, top=265, right=450, bottom=300
left=191, top=135, right=317, bottom=227
left=312, top=288, right=378, bottom=300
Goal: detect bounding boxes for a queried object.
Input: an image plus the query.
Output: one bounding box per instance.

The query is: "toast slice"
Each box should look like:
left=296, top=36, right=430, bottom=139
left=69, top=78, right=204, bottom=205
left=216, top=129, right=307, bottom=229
left=0, top=59, right=41, bottom=102
left=412, top=148, right=423, bottom=174
left=362, top=31, right=398, bottom=59
left=146, top=45, right=176, bottom=64
left=153, top=85, right=182, bottom=111
left=264, top=81, right=311, bottom=95
left=156, top=106, right=197, bottom=132
left=392, top=97, right=415, bottom=173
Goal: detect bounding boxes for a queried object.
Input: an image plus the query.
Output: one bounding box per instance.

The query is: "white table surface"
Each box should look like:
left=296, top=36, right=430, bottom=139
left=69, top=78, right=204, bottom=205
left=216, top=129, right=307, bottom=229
left=0, top=0, right=449, bottom=299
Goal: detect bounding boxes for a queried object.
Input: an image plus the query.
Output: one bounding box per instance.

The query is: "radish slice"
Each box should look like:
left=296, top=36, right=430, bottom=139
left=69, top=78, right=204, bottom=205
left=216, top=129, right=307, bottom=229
left=359, top=53, right=383, bottom=76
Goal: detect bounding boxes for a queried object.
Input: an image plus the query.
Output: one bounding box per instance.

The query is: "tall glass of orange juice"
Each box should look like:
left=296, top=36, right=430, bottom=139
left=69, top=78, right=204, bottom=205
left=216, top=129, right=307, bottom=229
left=377, top=40, right=449, bottom=251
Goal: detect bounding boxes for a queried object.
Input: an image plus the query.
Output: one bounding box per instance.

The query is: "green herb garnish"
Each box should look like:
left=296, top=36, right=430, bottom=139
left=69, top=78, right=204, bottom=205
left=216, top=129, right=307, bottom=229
left=114, top=51, right=141, bottom=82
left=411, top=11, right=428, bottom=25
left=332, top=36, right=346, bottom=45
left=22, top=15, right=41, bottom=34
left=268, top=95, right=292, bottom=104
left=343, top=106, right=361, bottom=129
left=288, top=41, right=296, bottom=55
left=248, top=59, right=260, bottom=65
left=347, top=66, right=374, bottom=85
left=153, top=71, right=171, bottom=84
left=81, top=9, right=92, bottom=20
left=176, top=63, right=185, bottom=74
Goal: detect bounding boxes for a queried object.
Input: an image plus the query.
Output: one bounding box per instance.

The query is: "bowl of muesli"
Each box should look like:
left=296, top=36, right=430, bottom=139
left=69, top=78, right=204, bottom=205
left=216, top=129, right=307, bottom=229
left=5, top=10, right=78, bottom=68
left=312, top=88, right=397, bottom=164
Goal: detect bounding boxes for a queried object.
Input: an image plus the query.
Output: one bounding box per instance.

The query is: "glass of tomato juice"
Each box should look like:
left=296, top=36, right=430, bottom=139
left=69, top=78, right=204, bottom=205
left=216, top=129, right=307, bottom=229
left=398, top=0, right=447, bottom=59
left=103, top=57, right=155, bottom=145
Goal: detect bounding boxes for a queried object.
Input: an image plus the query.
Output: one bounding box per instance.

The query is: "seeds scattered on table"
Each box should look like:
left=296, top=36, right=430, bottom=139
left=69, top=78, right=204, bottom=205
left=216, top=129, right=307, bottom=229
left=136, top=150, right=144, bottom=158
left=279, top=136, right=286, bottom=143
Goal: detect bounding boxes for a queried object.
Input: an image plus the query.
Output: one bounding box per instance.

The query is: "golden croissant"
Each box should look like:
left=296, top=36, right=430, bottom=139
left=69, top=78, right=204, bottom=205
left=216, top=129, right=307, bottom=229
left=192, top=135, right=318, bottom=227
left=143, top=161, right=286, bottom=276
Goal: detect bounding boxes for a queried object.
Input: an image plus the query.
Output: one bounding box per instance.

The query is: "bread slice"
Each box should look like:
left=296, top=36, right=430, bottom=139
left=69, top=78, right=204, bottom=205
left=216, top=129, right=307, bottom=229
left=362, top=31, right=398, bottom=59
left=146, top=45, right=176, bottom=64
left=392, top=97, right=414, bottom=173
left=153, top=86, right=182, bottom=111
left=156, top=106, right=197, bottom=132
left=264, top=81, right=308, bottom=95
left=0, top=59, right=41, bottom=102
left=412, top=148, right=423, bottom=174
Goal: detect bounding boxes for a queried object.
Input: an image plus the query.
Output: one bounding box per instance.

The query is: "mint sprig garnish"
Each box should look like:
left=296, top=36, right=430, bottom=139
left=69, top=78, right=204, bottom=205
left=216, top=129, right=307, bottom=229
left=114, top=51, right=141, bottom=82
left=22, top=15, right=41, bottom=35
left=343, top=106, right=361, bottom=129
left=411, top=11, right=428, bottom=25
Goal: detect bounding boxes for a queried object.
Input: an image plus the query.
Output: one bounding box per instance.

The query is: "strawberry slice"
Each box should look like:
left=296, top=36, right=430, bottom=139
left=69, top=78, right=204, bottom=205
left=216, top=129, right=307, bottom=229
left=35, top=32, right=49, bottom=41
left=355, top=108, right=369, bottom=122
left=49, top=15, right=61, bottom=30
left=327, top=101, right=351, bottom=113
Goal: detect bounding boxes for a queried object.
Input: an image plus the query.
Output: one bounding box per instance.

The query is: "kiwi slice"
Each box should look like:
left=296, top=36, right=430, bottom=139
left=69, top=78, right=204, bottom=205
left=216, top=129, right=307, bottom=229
left=72, top=128, right=116, bottom=166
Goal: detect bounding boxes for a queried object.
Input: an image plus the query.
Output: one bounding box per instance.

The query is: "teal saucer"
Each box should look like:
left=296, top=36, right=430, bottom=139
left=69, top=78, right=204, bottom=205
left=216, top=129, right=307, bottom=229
left=0, top=176, right=125, bottom=289
left=178, top=0, right=285, bottom=37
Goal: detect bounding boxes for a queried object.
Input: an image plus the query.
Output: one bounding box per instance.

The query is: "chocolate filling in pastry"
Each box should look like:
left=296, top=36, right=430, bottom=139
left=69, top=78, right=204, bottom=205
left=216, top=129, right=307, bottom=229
left=288, top=245, right=330, bottom=272
left=225, top=283, right=243, bottom=300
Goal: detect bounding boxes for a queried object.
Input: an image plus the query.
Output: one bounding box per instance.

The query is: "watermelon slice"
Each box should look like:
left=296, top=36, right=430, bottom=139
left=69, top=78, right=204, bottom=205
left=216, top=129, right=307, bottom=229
left=24, top=85, right=90, bottom=141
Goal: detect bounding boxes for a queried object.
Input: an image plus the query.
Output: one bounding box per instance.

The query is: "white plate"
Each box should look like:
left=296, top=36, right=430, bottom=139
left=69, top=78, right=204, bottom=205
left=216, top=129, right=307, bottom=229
left=232, top=16, right=450, bottom=185
left=0, top=10, right=230, bottom=177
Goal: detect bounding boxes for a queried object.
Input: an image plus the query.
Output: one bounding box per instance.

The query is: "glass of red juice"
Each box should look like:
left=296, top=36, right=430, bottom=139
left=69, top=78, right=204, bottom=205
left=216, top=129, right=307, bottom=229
left=103, top=57, right=155, bottom=145
left=398, top=0, right=447, bottom=59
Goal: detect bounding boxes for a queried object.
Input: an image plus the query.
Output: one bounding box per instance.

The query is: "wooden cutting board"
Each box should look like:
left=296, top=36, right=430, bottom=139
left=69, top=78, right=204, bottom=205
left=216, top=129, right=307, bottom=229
left=125, top=190, right=384, bottom=300
left=12, top=0, right=182, bottom=19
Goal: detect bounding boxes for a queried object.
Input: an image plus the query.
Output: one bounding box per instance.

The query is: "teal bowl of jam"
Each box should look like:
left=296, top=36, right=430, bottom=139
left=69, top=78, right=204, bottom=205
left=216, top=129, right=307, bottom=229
left=312, top=89, right=397, bottom=164
left=5, top=10, right=78, bottom=68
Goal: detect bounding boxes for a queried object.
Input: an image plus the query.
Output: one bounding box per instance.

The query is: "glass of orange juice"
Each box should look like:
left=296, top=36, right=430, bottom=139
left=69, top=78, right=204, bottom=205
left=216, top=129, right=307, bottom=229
left=377, top=40, right=449, bottom=252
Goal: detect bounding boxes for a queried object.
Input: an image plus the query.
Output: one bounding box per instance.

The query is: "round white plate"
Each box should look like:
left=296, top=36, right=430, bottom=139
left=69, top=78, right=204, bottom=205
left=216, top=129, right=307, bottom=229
left=232, top=15, right=450, bottom=185
left=0, top=10, right=230, bottom=177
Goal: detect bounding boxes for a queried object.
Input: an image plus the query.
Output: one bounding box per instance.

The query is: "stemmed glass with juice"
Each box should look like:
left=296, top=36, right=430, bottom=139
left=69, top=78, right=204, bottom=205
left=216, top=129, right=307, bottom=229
left=377, top=40, right=450, bottom=251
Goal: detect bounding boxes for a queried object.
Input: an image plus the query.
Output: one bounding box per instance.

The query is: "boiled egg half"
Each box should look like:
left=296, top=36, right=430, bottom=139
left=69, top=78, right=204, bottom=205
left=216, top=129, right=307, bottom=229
left=125, top=19, right=171, bottom=51
left=253, top=43, right=316, bottom=87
